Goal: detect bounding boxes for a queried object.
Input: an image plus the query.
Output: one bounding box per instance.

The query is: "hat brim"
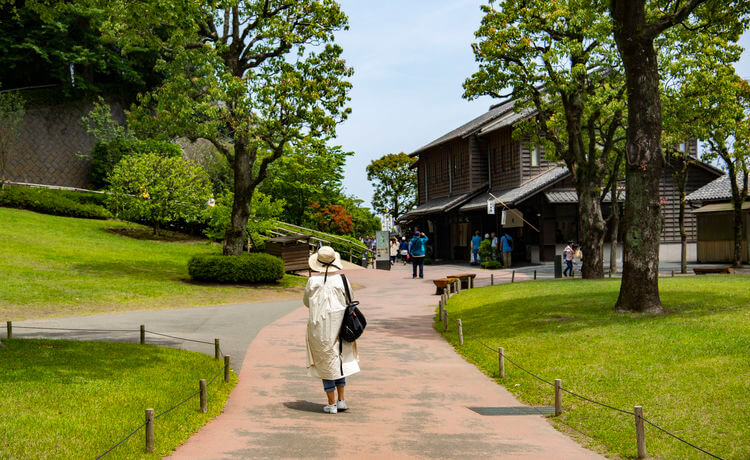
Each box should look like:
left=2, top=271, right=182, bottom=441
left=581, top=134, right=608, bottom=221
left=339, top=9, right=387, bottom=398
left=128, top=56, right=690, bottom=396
left=308, top=251, right=343, bottom=273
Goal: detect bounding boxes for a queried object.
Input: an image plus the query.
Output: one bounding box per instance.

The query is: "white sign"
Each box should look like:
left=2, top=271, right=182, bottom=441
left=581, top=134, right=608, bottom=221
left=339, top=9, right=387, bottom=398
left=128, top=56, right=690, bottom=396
left=375, top=231, right=390, bottom=261
left=501, top=209, right=523, bottom=228
left=487, top=199, right=496, bottom=215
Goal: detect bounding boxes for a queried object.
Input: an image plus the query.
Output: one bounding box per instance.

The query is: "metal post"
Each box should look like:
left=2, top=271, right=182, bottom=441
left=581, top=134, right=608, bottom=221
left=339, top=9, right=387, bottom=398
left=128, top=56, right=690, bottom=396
left=214, top=338, right=220, bottom=360
left=140, top=325, right=145, bottom=345
left=498, top=347, right=505, bottom=378
left=145, top=409, right=155, bottom=453
left=634, top=406, right=646, bottom=458
left=224, top=355, right=231, bottom=383
left=554, top=379, right=562, bottom=416
left=199, top=379, right=207, bottom=413
left=458, top=319, right=463, bottom=345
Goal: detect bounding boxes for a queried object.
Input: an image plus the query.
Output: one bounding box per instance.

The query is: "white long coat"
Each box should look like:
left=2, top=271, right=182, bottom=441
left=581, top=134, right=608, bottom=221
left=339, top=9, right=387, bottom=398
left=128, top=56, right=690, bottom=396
left=303, top=273, right=360, bottom=380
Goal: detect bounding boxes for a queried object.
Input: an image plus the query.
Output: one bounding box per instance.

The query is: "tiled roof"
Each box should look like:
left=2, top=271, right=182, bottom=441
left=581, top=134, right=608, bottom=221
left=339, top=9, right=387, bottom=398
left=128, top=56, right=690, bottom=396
left=686, top=173, right=747, bottom=201
left=545, top=189, right=625, bottom=203
left=410, top=99, right=517, bottom=156
left=398, top=192, right=476, bottom=222
left=460, top=166, right=570, bottom=211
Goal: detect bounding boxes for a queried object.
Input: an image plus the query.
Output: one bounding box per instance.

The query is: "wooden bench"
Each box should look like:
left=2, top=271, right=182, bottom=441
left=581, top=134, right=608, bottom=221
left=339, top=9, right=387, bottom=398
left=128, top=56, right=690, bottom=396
left=447, top=273, right=476, bottom=290
left=693, top=267, right=734, bottom=275
left=433, top=278, right=459, bottom=295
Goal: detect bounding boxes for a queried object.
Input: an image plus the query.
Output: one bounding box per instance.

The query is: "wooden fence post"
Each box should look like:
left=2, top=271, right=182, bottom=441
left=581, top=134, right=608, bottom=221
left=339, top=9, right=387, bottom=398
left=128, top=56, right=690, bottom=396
left=511, top=270, right=515, bottom=283
left=140, top=325, right=145, bottom=345
left=438, top=299, right=444, bottom=322
left=534, top=270, right=537, bottom=280
left=199, top=379, right=207, bottom=413
left=458, top=319, right=463, bottom=345
left=491, top=274, right=494, bottom=286
left=671, top=270, right=675, bottom=277
left=443, top=310, right=448, bottom=332
left=554, top=379, right=562, bottom=416
left=224, top=355, right=231, bottom=383
left=6, top=321, right=11, bottom=339
left=214, top=339, right=220, bottom=360
left=455, top=279, right=461, bottom=293
left=145, top=408, right=155, bottom=453
left=498, top=347, right=505, bottom=378
left=634, top=406, right=646, bottom=458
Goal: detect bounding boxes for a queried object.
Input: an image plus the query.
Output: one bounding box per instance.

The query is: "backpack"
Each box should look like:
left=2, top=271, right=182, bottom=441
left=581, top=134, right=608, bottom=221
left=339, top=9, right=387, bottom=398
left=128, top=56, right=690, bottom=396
left=338, top=275, right=366, bottom=376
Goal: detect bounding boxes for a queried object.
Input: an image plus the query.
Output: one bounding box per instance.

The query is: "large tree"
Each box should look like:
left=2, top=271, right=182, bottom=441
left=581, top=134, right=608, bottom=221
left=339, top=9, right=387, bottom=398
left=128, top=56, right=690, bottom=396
left=465, top=0, right=626, bottom=279
left=609, top=0, right=749, bottom=312
left=366, top=152, right=417, bottom=224
left=104, top=0, right=352, bottom=255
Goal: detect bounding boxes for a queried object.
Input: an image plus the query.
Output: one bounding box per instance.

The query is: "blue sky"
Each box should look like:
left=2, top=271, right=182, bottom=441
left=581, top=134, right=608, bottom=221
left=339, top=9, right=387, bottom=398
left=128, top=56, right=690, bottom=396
left=333, top=1, right=750, bottom=209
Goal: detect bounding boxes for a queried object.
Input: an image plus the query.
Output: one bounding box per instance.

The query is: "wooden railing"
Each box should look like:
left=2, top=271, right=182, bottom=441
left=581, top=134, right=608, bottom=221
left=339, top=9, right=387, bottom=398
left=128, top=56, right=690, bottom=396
left=272, top=221, right=373, bottom=263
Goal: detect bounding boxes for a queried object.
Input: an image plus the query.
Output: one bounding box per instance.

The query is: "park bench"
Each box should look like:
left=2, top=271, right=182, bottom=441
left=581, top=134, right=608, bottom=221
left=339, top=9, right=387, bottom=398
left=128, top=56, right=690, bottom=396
left=433, top=278, right=459, bottom=295
left=693, top=267, right=734, bottom=275
left=447, top=273, right=476, bottom=290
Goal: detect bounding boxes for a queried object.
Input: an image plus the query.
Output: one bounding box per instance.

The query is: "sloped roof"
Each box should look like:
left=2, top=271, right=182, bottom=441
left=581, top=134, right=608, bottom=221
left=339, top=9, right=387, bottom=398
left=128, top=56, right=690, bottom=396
left=410, top=98, right=517, bottom=156
left=398, top=192, right=474, bottom=222
left=686, top=172, right=748, bottom=201
left=460, top=166, right=570, bottom=212
left=545, top=189, right=626, bottom=204
left=691, top=202, right=750, bottom=213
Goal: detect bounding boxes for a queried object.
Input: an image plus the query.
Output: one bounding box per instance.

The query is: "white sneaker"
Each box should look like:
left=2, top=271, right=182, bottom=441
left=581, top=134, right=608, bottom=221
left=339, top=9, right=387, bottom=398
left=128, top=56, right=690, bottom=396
left=336, top=400, right=348, bottom=411
left=323, top=404, right=338, bottom=414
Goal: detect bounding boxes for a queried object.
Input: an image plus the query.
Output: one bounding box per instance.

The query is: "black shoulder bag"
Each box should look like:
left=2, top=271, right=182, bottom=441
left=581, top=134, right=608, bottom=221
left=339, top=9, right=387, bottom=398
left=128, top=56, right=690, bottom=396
left=338, top=274, right=366, bottom=376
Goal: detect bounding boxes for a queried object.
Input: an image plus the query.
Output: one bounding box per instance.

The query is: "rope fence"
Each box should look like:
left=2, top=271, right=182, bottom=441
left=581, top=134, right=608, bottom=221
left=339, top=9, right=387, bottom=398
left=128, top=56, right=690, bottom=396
left=437, top=290, right=725, bottom=460
left=3, top=321, right=232, bottom=457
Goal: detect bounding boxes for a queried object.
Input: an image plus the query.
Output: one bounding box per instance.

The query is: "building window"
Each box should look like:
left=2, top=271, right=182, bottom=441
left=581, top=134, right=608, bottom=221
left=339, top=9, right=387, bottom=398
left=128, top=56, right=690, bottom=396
left=531, top=144, right=539, bottom=167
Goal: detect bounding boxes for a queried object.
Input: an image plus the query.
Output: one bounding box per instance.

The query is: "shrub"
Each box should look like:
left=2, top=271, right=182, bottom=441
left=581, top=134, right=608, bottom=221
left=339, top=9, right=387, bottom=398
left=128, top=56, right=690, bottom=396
left=481, top=260, right=503, bottom=269
left=89, top=139, right=182, bottom=189
left=479, top=239, right=493, bottom=262
left=188, top=253, right=285, bottom=283
left=0, top=186, right=111, bottom=219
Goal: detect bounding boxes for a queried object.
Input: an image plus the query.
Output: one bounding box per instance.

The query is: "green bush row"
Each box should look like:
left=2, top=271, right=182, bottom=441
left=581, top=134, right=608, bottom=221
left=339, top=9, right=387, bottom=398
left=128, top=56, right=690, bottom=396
left=0, top=186, right=111, bottom=220
left=188, top=253, right=285, bottom=284
left=481, top=260, right=503, bottom=269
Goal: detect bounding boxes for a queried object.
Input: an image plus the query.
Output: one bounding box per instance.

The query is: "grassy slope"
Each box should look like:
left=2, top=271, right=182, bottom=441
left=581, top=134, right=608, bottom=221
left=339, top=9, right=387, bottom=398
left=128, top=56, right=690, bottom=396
left=0, top=338, right=237, bottom=459
left=0, top=208, right=306, bottom=319
left=439, top=276, right=750, bottom=459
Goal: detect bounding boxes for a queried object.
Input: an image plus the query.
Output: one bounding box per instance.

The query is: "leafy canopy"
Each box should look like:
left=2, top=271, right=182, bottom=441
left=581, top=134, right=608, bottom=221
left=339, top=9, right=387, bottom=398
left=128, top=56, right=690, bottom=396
left=366, top=152, right=417, bottom=221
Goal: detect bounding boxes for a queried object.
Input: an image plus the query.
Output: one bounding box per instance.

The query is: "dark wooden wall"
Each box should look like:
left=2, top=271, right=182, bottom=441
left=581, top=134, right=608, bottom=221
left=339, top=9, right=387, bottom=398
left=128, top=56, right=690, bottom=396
left=521, top=138, right=557, bottom=180
left=659, top=162, right=720, bottom=243
left=485, top=126, right=521, bottom=190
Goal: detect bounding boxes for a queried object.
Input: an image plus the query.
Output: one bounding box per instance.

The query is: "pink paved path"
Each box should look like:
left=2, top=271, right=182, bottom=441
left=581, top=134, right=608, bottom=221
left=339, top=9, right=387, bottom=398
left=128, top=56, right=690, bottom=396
left=171, top=264, right=602, bottom=459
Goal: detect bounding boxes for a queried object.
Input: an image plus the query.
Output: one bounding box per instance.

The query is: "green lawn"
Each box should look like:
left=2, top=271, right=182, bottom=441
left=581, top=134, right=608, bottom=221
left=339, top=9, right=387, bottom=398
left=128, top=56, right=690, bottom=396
left=439, top=276, right=750, bottom=459
left=0, top=338, right=237, bottom=458
left=0, top=207, right=307, bottom=320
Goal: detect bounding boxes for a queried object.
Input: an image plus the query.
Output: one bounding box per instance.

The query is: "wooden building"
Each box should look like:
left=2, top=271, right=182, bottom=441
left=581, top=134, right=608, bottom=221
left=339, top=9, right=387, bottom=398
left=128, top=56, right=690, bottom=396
left=400, top=100, right=722, bottom=263
left=687, top=173, right=750, bottom=263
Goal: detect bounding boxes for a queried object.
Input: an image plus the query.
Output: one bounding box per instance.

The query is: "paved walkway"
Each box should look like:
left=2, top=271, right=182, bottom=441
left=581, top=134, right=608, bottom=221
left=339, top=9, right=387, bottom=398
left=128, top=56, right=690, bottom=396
left=171, top=263, right=602, bottom=459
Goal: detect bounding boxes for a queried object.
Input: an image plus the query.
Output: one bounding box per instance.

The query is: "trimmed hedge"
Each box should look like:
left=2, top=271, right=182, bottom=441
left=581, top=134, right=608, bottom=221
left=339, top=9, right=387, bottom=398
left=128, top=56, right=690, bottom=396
left=480, top=260, right=503, bottom=269
left=0, top=186, right=111, bottom=219
left=188, top=253, right=285, bottom=284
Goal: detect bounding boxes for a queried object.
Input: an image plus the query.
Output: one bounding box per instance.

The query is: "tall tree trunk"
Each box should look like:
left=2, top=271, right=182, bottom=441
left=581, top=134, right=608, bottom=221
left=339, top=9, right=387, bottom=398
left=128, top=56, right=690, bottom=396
left=224, top=139, right=254, bottom=256
left=679, top=191, right=687, bottom=273
left=610, top=199, right=619, bottom=274
left=577, top=186, right=606, bottom=278
left=729, top=170, right=746, bottom=267
left=612, top=18, right=665, bottom=313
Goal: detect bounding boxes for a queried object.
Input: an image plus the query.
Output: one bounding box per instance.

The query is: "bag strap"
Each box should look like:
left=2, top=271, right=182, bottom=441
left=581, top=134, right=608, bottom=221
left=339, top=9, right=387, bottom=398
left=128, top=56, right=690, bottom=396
left=340, top=274, right=354, bottom=304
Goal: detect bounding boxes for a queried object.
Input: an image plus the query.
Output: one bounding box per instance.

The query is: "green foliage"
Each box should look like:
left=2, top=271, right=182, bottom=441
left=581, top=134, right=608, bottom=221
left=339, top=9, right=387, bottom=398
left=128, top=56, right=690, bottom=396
left=439, top=276, right=750, bottom=459
left=339, top=194, right=381, bottom=237
left=188, top=253, right=284, bottom=284
left=0, top=338, right=236, bottom=458
left=0, top=87, right=24, bottom=185
left=0, top=186, right=110, bottom=219
left=479, top=239, right=493, bottom=262
left=203, top=190, right=284, bottom=244
left=480, top=260, right=502, bottom=269
left=107, top=153, right=211, bottom=235
left=366, top=152, right=417, bottom=221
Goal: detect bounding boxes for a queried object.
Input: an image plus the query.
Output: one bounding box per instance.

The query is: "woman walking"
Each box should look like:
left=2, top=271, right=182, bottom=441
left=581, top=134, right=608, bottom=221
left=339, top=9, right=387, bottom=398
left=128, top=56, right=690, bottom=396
left=409, top=231, right=429, bottom=279
left=390, top=236, right=399, bottom=265
left=303, top=246, right=360, bottom=414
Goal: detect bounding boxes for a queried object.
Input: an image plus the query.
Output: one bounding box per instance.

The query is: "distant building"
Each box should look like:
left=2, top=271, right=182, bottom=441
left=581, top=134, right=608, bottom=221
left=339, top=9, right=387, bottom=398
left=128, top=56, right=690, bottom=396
left=399, top=100, right=722, bottom=263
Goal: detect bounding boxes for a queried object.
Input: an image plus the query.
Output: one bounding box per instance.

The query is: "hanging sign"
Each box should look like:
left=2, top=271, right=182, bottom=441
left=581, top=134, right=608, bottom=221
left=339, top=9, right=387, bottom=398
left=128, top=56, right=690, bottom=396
left=487, top=199, right=496, bottom=215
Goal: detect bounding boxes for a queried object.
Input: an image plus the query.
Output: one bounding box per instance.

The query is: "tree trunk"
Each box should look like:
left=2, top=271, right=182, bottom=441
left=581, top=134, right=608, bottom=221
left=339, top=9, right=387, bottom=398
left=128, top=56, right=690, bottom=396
left=679, top=192, right=687, bottom=274
left=224, top=139, right=253, bottom=256
left=577, top=186, right=606, bottom=278
left=730, top=178, right=745, bottom=267
left=610, top=200, right=619, bottom=274
left=612, top=15, right=664, bottom=313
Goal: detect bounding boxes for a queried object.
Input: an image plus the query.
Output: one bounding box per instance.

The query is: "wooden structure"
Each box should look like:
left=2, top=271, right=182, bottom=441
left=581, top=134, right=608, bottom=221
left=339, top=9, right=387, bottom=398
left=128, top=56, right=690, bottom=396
left=400, top=98, right=722, bottom=264
left=693, top=267, right=735, bottom=275
left=265, top=235, right=312, bottom=272
left=433, top=278, right=458, bottom=295
left=447, top=273, right=476, bottom=289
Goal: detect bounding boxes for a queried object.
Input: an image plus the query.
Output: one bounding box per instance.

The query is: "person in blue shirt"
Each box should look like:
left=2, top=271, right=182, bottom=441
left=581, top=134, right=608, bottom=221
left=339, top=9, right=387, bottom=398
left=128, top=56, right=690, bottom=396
left=409, top=231, right=429, bottom=279
left=470, top=231, right=482, bottom=265
left=398, top=237, right=409, bottom=265
left=500, top=232, right=514, bottom=268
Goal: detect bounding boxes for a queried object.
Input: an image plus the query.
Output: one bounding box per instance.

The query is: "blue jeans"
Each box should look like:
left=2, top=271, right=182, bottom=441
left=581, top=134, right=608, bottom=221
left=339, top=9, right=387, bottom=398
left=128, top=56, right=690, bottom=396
left=412, top=256, right=424, bottom=278
left=322, top=377, right=346, bottom=392
left=563, top=260, right=573, bottom=277
left=472, top=249, right=479, bottom=264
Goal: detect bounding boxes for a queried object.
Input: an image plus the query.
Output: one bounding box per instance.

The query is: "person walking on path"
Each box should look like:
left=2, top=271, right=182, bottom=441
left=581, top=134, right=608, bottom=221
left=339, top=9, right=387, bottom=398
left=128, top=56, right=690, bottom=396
left=471, top=231, right=482, bottom=265
left=398, top=236, right=409, bottom=265
left=389, top=237, right=399, bottom=265
left=563, top=242, right=575, bottom=277
left=303, top=246, right=360, bottom=414
left=490, top=232, right=498, bottom=260
left=409, top=231, right=428, bottom=279
left=500, top=232, right=513, bottom=268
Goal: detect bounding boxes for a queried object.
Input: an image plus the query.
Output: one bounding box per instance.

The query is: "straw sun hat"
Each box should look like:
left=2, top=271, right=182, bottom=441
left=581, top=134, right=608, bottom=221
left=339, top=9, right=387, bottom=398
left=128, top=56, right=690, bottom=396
left=308, top=246, right=343, bottom=273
